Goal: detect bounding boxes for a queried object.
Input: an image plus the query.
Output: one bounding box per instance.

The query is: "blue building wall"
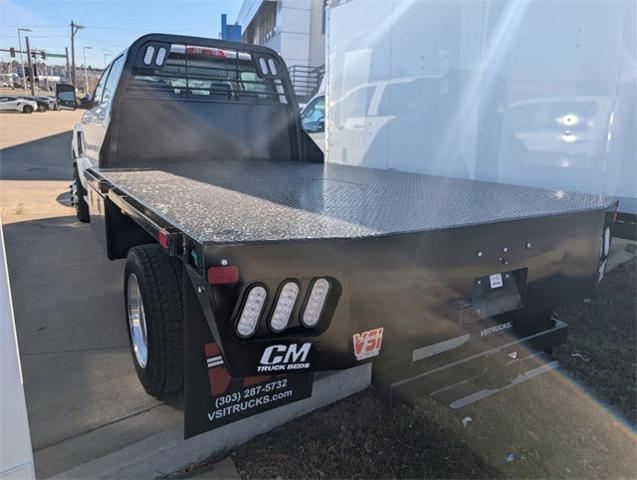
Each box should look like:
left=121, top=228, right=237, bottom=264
left=221, top=14, right=242, bottom=41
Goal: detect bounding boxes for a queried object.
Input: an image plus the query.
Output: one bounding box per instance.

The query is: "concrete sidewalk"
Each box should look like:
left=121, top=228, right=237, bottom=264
left=50, top=366, right=370, bottom=479
left=1, top=112, right=181, bottom=478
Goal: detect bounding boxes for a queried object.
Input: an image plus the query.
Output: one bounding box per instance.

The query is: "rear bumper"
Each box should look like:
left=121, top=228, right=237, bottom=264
left=376, top=318, right=567, bottom=407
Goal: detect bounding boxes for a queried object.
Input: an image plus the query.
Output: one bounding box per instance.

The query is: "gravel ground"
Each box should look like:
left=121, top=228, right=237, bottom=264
left=227, top=259, right=636, bottom=479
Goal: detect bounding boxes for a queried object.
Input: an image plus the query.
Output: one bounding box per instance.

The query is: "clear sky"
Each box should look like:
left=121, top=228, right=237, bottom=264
left=0, top=0, right=243, bottom=67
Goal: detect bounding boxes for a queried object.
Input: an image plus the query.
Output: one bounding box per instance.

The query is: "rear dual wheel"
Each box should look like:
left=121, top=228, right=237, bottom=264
left=125, top=245, right=184, bottom=398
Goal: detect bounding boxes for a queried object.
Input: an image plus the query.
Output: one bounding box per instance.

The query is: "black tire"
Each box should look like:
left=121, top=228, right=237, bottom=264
left=22, top=105, right=33, bottom=114
left=124, top=245, right=184, bottom=398
left=72, top=165, right=90, bottom=223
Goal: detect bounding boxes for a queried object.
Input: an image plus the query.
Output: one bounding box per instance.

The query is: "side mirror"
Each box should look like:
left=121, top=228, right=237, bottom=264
left=55, top=83, right=77, bottom=110
left=317, top=118, right=325, bottom=132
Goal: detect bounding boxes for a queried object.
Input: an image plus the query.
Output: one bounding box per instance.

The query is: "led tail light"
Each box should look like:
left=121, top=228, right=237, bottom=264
left=270, top=282, right=299, bottom=332
left=301, top=278, right=330, bottom=328
left=236, top=286, right=267, bottom=338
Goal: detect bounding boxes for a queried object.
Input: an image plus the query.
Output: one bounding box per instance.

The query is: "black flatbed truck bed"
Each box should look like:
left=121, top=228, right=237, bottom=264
left=90, top=159, right=610, bottom=245
left=86, top=158, right=615, bottom=406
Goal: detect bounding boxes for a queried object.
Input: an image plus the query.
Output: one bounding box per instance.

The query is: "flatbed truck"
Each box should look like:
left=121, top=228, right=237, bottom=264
left=64, top=34, right=616, bottom=412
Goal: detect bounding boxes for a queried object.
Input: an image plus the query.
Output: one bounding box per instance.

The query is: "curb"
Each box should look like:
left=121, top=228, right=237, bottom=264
left=48, top=365, right=371, bottom=480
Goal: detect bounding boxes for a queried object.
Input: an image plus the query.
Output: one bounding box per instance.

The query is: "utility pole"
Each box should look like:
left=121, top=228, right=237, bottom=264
left=25, top=36, right=35, bottom=96
left=17, top=27, right=31, bottom=94
left=70, top=21, right=84, bottom=87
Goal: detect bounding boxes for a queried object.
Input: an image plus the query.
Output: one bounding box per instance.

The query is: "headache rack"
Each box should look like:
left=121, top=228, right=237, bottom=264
left=126, top=41, right=289, bottom=104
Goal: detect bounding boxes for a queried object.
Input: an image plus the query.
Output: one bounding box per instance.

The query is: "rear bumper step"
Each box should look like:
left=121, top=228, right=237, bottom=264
left=376, top=318, right=567, bottom=407
left=446, top=356, right=559, bottom=409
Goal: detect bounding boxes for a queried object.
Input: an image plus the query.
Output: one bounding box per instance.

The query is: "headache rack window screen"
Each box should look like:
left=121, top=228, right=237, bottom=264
left=128, top=43, right=287, bottom=104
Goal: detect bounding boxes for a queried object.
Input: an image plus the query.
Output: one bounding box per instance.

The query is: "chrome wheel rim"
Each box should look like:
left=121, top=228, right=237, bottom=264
left=127, top=273, right=148, bottom=368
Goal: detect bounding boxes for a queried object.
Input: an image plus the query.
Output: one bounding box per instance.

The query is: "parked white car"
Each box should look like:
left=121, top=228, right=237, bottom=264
left=0, top=96, right=38, bottom=114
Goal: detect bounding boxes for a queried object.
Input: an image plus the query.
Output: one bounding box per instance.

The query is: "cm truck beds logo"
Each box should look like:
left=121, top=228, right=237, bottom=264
left=258, top=343, right=311, bottom=372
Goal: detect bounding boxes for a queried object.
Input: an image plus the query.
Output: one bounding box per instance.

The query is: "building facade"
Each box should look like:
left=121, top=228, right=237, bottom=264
left=235, top=0, right=326, bottom=100
left=220, top=13, right=242, bottom=41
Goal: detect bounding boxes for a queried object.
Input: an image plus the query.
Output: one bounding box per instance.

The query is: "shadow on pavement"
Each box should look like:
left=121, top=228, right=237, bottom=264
left=4, top=214, right=182, bottom=478
left=0, top=131, right=73, bottom=181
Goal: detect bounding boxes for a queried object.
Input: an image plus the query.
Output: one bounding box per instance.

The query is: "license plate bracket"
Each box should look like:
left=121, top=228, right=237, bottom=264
left=461, top=268, right=528, bottom=323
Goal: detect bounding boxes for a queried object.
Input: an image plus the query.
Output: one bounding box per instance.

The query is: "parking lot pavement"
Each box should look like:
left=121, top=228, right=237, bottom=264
left=0, top=111, right=181, bottom=478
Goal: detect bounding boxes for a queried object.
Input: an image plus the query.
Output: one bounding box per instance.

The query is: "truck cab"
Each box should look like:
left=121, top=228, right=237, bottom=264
left=70, top=52, right=127, bottom=221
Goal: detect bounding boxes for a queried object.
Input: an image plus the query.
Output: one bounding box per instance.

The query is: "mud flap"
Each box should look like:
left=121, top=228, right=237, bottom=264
left=183, top=269, right=313, bottom=439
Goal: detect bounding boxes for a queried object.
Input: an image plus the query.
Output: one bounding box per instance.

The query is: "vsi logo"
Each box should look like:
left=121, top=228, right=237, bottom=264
left=258, top=343, right=311, bottom=372
left=480, top=321, right=513, bottom=337
left=353, top=327, right=384, bottom=360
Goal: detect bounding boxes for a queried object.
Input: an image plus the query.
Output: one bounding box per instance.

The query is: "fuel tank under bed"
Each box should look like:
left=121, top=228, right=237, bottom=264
left=93, top=159, right=611, bottom=245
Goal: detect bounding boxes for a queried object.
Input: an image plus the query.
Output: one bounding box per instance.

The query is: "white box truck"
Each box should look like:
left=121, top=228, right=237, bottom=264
left=326, top=0, right=636, bottom=239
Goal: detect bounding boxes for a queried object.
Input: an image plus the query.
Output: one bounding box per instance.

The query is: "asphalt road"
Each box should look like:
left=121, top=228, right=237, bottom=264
left=0, top=111, right=181, bottom=478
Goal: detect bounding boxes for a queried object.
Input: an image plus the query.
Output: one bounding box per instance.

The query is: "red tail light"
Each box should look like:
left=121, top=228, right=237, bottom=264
left=208, top=266, right=240, bottom=285
left=186, top=46, right=226, bottom=58
left=158, top=229, right=169, bottom=249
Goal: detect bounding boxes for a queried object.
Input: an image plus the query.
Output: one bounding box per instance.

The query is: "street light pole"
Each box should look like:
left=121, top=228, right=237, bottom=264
left=17, top=27, right=32, bottom=94
left=83, top=46, right=92, bottom=93
left=103, top=49, right=113, bottom=68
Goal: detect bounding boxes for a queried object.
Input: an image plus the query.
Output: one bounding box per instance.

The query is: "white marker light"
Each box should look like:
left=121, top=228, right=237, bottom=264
left=155, top=47, right=167, bottom=66
left=270, top=282, right=299, bottom=332
left=259, top=57, right=269, bottom=75
left=603, top=226, right=611, bottom=257
left=236, top=286, right=267, bottom=337
left=302, top=278, right=330, bottom=328
left=143, top=46, right=155, bottom=65
left=268, top=58, right=278, bottom=76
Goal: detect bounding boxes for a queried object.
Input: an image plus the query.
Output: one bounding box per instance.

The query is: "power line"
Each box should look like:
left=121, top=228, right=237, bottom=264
left=0, top=34, right=69, bottom=38
left=0, top=24, right=68, bottom=28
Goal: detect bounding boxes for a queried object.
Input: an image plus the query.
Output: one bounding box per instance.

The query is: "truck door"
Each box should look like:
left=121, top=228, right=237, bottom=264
left=79, top=54, right=126, bottom=176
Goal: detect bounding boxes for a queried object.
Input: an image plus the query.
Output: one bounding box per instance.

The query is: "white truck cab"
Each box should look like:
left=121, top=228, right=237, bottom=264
left=70, top=52, right=127, bottom=221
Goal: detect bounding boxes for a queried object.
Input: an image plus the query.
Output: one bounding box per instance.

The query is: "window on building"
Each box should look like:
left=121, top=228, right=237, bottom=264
left=258, top=2, right=277, bottom=44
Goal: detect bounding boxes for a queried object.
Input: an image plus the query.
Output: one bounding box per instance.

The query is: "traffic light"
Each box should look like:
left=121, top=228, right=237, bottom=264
left=31, top=50, right=36, bottom=59
left=41, top=51, right=46, bottom=60
left=9, top=47, right=15, bottom=58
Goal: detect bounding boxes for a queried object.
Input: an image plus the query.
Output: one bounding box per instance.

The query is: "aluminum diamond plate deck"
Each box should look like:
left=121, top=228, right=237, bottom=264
left=96, top=160, right=611, bottom=244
